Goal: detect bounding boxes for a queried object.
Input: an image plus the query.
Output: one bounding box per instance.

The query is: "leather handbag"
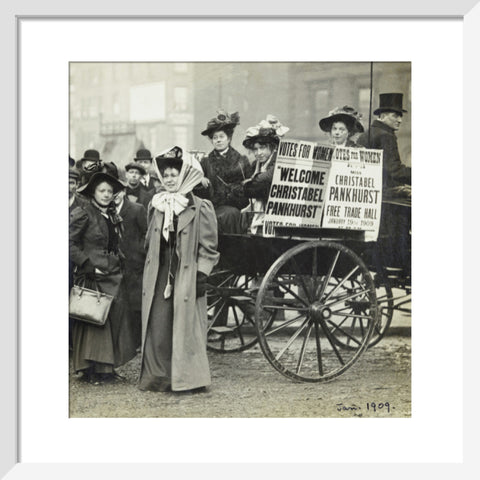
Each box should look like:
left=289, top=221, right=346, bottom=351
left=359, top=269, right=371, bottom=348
left=69, top=278, right=114, bottom=326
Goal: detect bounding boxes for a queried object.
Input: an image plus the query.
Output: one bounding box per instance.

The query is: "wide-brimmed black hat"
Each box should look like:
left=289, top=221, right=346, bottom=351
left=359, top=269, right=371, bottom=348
left=80, top=149, right=101, bottom=162
left=69, top=155, right=75, bottom=167
left=373, top=93, right=408, bottom=116
left=134, top=149, right=153, bottom=162
left=201, top=110, right=240, bottom=137
left=319, top=105, right=364, bottom=133
left=77, top=172, right=125, bottom=197
left=154, top=146, right=183, bottom=173
left=125, top=162, right=147, bottom=175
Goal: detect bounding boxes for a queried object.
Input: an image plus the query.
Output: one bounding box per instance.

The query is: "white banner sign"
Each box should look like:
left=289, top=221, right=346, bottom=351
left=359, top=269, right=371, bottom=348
left=263, top=139, right=332, bottom=236
left=322, top=146, right=383, bottom=241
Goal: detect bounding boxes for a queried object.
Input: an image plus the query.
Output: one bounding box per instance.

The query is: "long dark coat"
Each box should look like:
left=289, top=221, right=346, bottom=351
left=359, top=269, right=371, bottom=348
left=69, top=202, right=137, bottom=371
left=141, top=195, right=219, bottom=391
left=196, top=147, right=252, bottom=209
left=118, top=197, right=147, bottom=347
left=357, top=119, right=411, bottom=189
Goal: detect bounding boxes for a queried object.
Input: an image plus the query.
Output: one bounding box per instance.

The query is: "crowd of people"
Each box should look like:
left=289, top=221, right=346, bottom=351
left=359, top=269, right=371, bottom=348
left=69, top=92, right=411, bottom=392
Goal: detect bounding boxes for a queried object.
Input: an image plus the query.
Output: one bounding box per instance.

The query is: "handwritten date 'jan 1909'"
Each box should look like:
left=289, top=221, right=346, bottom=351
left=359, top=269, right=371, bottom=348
left=336, top=402, right=394, bottom=414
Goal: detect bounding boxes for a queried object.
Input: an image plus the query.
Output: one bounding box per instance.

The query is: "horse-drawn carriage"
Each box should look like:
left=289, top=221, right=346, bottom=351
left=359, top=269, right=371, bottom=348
left=205, top=140, right=411, bottom=383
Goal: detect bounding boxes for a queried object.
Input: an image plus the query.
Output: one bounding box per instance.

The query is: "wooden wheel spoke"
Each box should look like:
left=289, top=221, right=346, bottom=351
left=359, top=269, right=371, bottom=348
left=296, top=323, right=314, bottom=374
left=206, top=297, right=223, bottom=311
left=209, top=303, right=227, bottom=326
left=313, top=320, right=324, bottom=375
left=318, top=319, right=345, bottom=365
left=274, top=318, right=310, bottom=361
left=263, top=304, right=309, bottom=312
left=330, top=311, right=373, bottom=321
left=324, top=266, right=360, bottom=303
left=265, top=313, right=308, bottom=336
left=326, top=319, right=362, bottom=346
left=231, top=307, right=245, bottom=345
left=325, top=287, right=370, bottom=308
left=272, top=278, right=309, bottom=307
left=317, top=250, right=340, bottom=300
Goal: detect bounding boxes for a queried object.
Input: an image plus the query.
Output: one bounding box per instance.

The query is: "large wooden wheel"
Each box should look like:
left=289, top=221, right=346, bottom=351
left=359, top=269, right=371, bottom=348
left=206, top=270, right=259, bottom=353
left=255, top=241, right=379, bottom=382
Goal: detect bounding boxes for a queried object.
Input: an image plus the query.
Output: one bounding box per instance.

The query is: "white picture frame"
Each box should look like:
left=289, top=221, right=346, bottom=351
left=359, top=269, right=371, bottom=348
left=2, top=1, right=477, bottom=478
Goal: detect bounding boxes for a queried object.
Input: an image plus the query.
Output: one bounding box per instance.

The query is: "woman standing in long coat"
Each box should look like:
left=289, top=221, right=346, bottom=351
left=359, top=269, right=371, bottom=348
left=139, top=146, right=219, bottom=392
left=69, top=172, right=137, bottom=384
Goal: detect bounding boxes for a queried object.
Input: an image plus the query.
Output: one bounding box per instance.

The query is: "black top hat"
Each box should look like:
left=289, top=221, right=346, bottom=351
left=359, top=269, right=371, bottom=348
left=201, top=110, right=240, bottom=137
left=319, top=105, right=364, bottom=133
left=80, top=149, right=101, bottom=162
left=134, top=149, right=153, bottom=162
left=77, top=172, right=125, bottom=197
left=125, top=162, right=147, bottom=176
left=69, top=156, right=75, bottom=167
left=373, top=93, right=408, bottom=116
left=154, top=146, right=183, bottom=173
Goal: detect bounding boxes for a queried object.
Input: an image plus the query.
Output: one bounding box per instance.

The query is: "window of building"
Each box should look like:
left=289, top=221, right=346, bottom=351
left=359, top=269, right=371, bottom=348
left=358, top=87, right=371, bottom=119
left=173, top=126, right=188, bottom=148
left=113, top=94, right=120, bottom=117
left=173, top=87, right=188, bottom=112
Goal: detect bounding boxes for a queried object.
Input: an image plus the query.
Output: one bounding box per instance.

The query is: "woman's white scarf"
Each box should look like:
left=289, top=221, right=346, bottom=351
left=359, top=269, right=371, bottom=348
left=151, top=154, right=204, bottom=241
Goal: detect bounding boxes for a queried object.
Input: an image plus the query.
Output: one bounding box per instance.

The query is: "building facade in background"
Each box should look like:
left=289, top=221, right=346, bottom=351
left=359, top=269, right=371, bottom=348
left=69, top=62, right=411, bottom=176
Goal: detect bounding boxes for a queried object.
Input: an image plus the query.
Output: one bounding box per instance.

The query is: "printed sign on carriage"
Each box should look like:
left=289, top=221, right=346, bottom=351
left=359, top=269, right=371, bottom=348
left=322, top=146, right=383, bottom=241
left=263, top=138, right=383, bottom=241
left=263, top=139, right=331, bottom=236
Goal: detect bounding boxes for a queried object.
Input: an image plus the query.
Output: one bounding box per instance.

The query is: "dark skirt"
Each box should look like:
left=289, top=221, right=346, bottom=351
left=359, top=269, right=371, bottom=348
left=72, top=272, right=137, bottom=374
left=216, top=205, right=247, bottom=234
left=138, top=245, right=178, bottom=392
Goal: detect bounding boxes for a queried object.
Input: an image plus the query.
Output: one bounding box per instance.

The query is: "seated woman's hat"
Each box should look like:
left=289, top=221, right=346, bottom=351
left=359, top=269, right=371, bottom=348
left=242, top=114, right=290, bottom=150
left=319, top=106, right=364, bottom=133
left=77, top=172, right=126, bottom=197
left=154, top=146, right=184, bottom=172
left=201, top=110, right=240, bottom=136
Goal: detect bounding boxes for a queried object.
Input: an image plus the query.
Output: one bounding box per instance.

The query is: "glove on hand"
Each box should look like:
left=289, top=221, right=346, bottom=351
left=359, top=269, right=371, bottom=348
left=196, top=272, right=208, bottom=298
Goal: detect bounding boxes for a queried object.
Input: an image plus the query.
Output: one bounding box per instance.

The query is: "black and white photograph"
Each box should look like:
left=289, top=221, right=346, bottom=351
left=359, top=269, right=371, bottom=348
left=68, top=61, right=412, bottom=418
left=7, top=9, right=470, bottom=476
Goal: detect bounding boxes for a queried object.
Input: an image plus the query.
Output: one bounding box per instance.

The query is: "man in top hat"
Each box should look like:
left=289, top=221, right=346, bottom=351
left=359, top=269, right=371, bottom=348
left=124, top=162, right=155, bottom=210
left=76, top=149, right=119, bottom=187
left=358, top=93, right=411, bottom=277
left=134, top=148, right=161, bottom=192
left=357, top=93, right=411, bottom=190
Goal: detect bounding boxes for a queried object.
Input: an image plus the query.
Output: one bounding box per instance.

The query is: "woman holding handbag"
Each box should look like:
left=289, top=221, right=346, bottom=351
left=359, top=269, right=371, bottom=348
left=69, top=172, right=137, bottom=385
left=138, top=146, right=219, bottom=393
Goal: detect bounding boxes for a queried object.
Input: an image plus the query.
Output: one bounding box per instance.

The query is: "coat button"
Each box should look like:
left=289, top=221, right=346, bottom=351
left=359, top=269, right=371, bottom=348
left=184, top=264, right=189, bottom=269
left=143, top=291, right=146, bottom=296
left=184, top=296, right=188, bottom=301
left=154, top=228, right=158, bottom=232
left=183, top=230, right=187, bottom=234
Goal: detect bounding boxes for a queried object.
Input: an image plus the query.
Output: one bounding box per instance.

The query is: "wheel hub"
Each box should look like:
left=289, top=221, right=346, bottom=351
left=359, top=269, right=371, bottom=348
left=310, top=301, right=332, bottom=322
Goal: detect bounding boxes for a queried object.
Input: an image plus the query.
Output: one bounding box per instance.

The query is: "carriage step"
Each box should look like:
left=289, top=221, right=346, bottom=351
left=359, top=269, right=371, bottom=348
left=210, top=326, right=235, bottom=334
